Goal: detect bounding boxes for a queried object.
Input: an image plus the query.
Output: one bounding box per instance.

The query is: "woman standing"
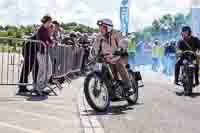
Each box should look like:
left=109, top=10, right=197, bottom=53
left=36, top=15, right=55, bottom=96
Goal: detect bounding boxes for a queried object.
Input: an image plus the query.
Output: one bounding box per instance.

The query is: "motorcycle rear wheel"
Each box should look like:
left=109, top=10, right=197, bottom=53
left=126, top=70, right=139, bottom=105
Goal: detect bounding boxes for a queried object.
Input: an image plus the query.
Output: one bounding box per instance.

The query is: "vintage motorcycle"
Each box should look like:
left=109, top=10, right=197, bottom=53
left=84, top=50, right=144, bottom=112
left=179, top=51, right=199, bottom=96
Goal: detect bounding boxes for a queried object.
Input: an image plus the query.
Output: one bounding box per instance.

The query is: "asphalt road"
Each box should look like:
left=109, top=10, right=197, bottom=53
left=1, top=67, right=200, bottom=133
left=75, top=71, right=200, bottom=133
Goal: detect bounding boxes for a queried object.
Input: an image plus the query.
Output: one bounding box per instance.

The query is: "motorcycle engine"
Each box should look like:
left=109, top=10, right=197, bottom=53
left=112, top=81, right=123, bottom=98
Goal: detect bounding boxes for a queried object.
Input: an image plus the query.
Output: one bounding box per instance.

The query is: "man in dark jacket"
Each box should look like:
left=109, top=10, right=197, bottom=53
left=18, top=34, right=39, bottom=94
left=175, top=26, right=200, bottom=86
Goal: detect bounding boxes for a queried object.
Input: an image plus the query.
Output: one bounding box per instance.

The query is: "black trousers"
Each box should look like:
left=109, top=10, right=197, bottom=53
left=19, top=46, right=39, bottom=84
left=175, top=58, right=199, bottom=83
left=81, top=49, right=89, bottom=71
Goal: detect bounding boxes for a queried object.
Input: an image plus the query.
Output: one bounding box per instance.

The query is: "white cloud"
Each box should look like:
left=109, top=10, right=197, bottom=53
left=0, top=0, right=192, bottom=32
left=0, top=0, right=121, bottom=29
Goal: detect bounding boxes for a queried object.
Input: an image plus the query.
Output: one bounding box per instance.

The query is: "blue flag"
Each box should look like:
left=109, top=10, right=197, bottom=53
left=120, top=0, right=128, bottom=33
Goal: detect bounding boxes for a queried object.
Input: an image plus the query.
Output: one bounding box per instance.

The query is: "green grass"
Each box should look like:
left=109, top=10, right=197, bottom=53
left=0, top=45, right=21, bottom=53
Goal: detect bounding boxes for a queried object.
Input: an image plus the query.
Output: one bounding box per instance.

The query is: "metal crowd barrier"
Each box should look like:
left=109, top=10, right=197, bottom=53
left=50, top=45, right=85, bottom=79
left=0, top=37, right=85, bottom=95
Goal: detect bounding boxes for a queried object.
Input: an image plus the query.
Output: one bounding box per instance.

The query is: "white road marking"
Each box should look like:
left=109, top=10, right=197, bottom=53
left=0, top=107, right=69, bottom=123
left=0, top=121, right=42, bottom=133
left=25, top=101, right=71, bottom=111
left=71, top=84, right=105, bottom=133
left=84, top=128, right=94, bottom=133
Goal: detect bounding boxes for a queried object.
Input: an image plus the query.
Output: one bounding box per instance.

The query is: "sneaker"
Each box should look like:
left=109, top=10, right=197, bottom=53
left=16, top=86, right=30, bottom=96
left=42, top=90, right=51, bottom=96
left=34, top=87, right=43, bottom=96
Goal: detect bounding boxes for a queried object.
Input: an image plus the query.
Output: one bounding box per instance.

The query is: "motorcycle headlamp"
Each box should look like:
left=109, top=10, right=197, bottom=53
left=183, top=60, right=188, bottom=64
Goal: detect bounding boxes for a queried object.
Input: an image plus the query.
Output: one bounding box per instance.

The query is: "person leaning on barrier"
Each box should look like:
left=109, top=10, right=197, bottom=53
left=18, top=34, right=39, bottom=94
left=94, top=18, right=133, bottom=95
left=80, top=34, right=92, bottom=73
left=35, top=15, right=56, bottom=96
left=18, top=15, right=55, bottom=95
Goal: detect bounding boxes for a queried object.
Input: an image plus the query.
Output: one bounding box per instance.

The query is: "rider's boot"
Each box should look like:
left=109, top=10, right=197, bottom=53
left=194, top=68, right=199, bottom=87
left=194, top=80, right=199, bottom=87
left=174, top=67, right=180, bottom=85
left=122, top=80, right=133, bottom=97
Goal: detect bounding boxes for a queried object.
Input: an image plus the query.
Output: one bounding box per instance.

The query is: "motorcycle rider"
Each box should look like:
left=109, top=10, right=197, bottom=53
left=94, top=18, right=132, bottom=95
left=174, top=26, right=200, bottom=86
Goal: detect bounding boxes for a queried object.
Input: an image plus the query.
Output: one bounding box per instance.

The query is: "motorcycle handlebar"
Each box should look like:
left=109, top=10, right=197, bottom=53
left=180, top=50, right=197, bottom=56
left=182, top=50, right=196, bottom=54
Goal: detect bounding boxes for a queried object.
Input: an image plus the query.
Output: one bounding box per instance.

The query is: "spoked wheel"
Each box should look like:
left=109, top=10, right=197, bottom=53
left=183, top=68, right=193, bottom=96
left=84, top=73, right=110, bottom=112
left=126, top=71, right=139, bottom=105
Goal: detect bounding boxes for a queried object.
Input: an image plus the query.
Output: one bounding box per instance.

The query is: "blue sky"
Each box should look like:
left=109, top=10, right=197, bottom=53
left=0, top=0, right=191, bottom=31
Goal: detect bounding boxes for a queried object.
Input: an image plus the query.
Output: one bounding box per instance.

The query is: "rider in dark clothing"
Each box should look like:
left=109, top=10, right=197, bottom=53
left=174, top=26, right=200, bottom=86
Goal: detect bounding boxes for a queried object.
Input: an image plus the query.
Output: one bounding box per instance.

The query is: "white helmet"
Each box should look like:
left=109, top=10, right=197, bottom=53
left=97, top=18, right=113, bottom=32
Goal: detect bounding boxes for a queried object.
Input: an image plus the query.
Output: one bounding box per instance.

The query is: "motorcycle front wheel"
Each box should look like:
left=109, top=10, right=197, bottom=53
left=84, top=72, right=110, bottom=112
left=182, top=68, right=193, bottom=96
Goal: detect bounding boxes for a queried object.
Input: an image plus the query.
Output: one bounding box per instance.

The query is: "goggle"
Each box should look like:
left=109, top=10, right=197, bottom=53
left=97, top=20, right=113, bottom=27
left=97, top=20, right=103, bottom=26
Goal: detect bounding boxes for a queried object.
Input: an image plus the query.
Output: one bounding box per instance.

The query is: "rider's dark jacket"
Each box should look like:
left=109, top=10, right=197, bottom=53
left=175, top=36, right=200, bottom=83
left=177, top=36, right=200, bottom=52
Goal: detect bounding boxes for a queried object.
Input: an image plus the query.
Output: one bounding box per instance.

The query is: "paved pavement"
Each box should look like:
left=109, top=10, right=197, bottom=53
left=1, top=70, right=200, bottom=133
left=0, top=82, right=83, bottom=133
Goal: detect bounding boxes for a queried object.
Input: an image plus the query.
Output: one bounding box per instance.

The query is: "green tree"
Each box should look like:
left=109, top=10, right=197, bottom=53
left=0, top=31, right=8, bottom=37
left=7, top=29, right=16, bottom=37
left=0, top=26, right=4, bottom=31
left=5, top=25, right=18, bottom=31
left=152, top=20, right=160, bottom=32
left=159, top=14, right=174, bottom=29
left=16, top=30, right=23, bottom=38
left=174, top=13, right=185, bottom=31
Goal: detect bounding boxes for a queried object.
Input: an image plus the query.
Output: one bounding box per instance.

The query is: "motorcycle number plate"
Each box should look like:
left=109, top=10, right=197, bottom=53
left=96, top=63, right=103, bottom=71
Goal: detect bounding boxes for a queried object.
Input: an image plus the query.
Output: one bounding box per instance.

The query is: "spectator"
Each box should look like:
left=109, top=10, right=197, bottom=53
left=62, top=36, right=75, bottom=46
left=18, top=34, right=39, bottom=95
left=164, top=41, right=176, bottom=75
left=79, top=34, right=90, bottom=46
left=36, top=15, right=55, bottom=95
left=52, top=21, right=62, bottom=44
left=70, top=32, right=79, bottom=47
left=128, top=36, right=136, bottom=69
left=159, top=43, right=165, bottom=71
left=152, top=40, right=160, bottom=71
left=49, top=24, right=55, bottom=38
